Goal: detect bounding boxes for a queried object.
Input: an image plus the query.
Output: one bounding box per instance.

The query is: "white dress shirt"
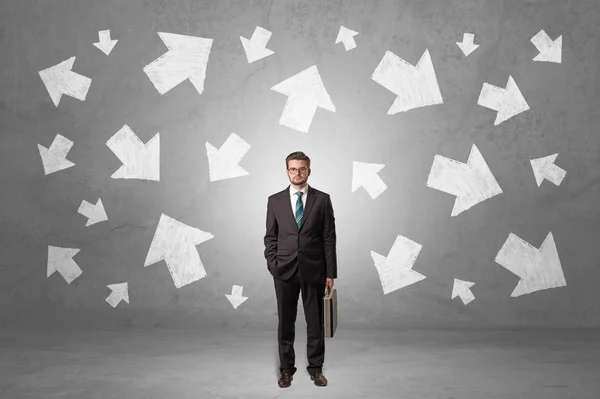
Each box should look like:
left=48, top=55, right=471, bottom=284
left=290, top=184, right=308, bottom=215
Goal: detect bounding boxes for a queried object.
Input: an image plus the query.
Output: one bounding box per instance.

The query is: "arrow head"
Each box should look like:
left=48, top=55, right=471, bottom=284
left=531, top=29, right=562, bottom=63
left=38, top=134, right=75, bottom=175
left=206, top=133, right=251, bottom=182
left=93, top=30, right=118, bottom=55
left=336, top=26, right=359, bottom=51
left=530, top=153, right=566, bottom=187
left=478, top=75, right=529, bottom=125
left=38, top=56, right=91, bottom=106
left=456, top=33, right=479, bottom=56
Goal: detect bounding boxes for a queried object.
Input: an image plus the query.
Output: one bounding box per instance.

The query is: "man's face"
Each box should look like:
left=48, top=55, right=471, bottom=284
left=287, top=160, right=310, bottom=186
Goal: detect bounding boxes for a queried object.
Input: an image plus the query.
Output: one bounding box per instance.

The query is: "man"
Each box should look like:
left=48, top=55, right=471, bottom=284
left=264, top=151, right=337, bottom=388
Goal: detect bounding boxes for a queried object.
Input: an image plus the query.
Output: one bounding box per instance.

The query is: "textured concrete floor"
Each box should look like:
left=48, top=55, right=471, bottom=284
left=1, top=327, right=599, bottom=399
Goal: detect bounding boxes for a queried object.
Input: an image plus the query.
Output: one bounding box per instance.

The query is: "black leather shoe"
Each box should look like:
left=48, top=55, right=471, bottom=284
left=310, top=372, right=328, bottom=386
left=278, top=372, right=293, bottom=388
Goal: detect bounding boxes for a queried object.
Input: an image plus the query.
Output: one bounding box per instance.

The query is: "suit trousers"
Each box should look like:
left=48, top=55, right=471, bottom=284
left=273, top=262, right=326, bottom=376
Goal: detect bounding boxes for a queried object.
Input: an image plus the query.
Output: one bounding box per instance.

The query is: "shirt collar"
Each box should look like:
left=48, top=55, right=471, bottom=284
left=290, top=184, right=308, bottom=197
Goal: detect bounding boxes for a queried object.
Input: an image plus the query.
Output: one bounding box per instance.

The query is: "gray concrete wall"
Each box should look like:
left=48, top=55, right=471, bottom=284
left=1, top=0, right=599, bottom=330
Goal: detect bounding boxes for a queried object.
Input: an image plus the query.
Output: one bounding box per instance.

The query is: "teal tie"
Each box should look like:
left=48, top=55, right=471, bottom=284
left=295, top=191, right=304, bottom=228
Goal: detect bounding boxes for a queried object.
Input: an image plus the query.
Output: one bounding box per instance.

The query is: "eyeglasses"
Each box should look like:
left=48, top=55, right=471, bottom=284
left=288, top=167, right=308, bottom=174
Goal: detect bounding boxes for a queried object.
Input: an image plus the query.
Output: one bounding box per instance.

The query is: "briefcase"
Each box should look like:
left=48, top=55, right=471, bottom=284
left=323, top=286, right=337, bottom=338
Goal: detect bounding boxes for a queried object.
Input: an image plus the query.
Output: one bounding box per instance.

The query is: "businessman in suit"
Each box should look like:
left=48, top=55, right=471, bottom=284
left=264, top=151, right=337, bottom=388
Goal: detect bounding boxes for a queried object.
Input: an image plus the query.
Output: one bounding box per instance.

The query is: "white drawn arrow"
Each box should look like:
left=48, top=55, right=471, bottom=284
left=494, top=232, right=566, bottom=297
left=478, top=75, right=529, bottom=125
left=144, top=32, right=213, bottom=95
left=351, top=161, right=387, bottom=199
left=240, top=26, right=274, bottom=63
left=225, top=285, right=248, bottom=309
left=371, top=235, right=426, bottom=295
left=144, top=214, right=214, bottom=289
left=38, top=134, right=75, bottom=175
left=531, top=29, right=562, bottom=63
left=106, top=125, right=160, bottom=181
left=38, top=57, right=92, bottom=107
left=106, top=282, right=129, bottom=308
left=426, top=144, right=502, bottom=216
left=93, top=30, right=118, bottom=55
left=531, top=153, right=566, bottom=187
left=335, top=26, right=359, bottom=51
left=271, top=65, right=336, bottom=133
left=47, top=245, right=82, bottom=284
left=456, top=33, right=479, bottom=56
left=371, top=49, right=443, bottom=114
left=451, top=279, right=475, bottom=305
left=78, top=198, right=108, bottom=226
left=206, top=133, right=250, bottom=182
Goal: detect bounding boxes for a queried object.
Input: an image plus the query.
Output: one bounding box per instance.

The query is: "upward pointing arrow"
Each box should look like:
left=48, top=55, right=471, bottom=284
left=47, top=245, right=82, bottom=284
left=271, top=65, right=336, bottom=133
left=371, top=49, right=443, bottom=114
left=93, top=30, right=118, bottom=55
left=351, top=161, right=387, bottom=199
left=456, top=33, right=479, bottom=56
left=38, top=57, right=92, bottom=107
left=452, top=279, right=476, bottom=305
left=530, top=153, right=566, bottom=187
left=144, top=214, right=214, bottom=289
left=335, top=26, right=359, bottom=51
left=143, top=32, right=213, bottom=95
left=531, top=29, right=562, bottom=63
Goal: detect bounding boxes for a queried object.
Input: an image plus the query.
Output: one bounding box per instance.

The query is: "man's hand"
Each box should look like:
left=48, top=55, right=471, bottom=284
left=326, top=278, right=334, bottom=290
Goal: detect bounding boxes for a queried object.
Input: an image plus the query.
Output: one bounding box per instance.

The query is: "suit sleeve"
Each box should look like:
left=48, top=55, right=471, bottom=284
left=322, top=195, right=337, bottom=279
left=264, top=197, right=278, bottom=270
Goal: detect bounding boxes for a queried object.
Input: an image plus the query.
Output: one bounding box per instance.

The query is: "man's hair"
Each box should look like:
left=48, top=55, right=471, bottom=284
left=285, top=151, right=311, bottom=170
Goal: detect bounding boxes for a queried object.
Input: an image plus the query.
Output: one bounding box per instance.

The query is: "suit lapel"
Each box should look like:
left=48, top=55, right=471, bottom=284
left=285, top=185, right=316, bottom=231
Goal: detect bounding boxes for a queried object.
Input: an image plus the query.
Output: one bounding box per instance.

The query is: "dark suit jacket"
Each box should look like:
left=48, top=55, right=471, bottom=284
left=264, top=184, right=337, bottom=284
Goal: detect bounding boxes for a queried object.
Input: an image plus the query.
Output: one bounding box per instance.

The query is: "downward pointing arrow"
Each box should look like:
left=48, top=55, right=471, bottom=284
left=225, top=285, right=248, bottom=309
left=38, top=57, right=92, bottom=107
left=531, top=29, right=562, bottom=63
left=336, top=26, right=359, bottom=51
left=47, top=245, right=82, bottom=284
left=351, top=161, right=387, bottom=199
left=494, top=232, right=566, bottom=297
left=530, top=153, right=566, bottom=187
left=93, top=30, right=118, bottom=55
left=206, top=133, right=251, bottom=182
left=456, top=33, right=479, bottom=56
left=452, top=279, right=476, bottom=305
left=78, top=198, right=108, bottom=226
left=371, top=235, right=426, bottom=295
left=38, top=134, right=75, bottom=175
left=106, top=125, right=160, bottom=181
left=478, top=75, right=529, bottom=125
left=240, top=26, right=275, bottom=63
